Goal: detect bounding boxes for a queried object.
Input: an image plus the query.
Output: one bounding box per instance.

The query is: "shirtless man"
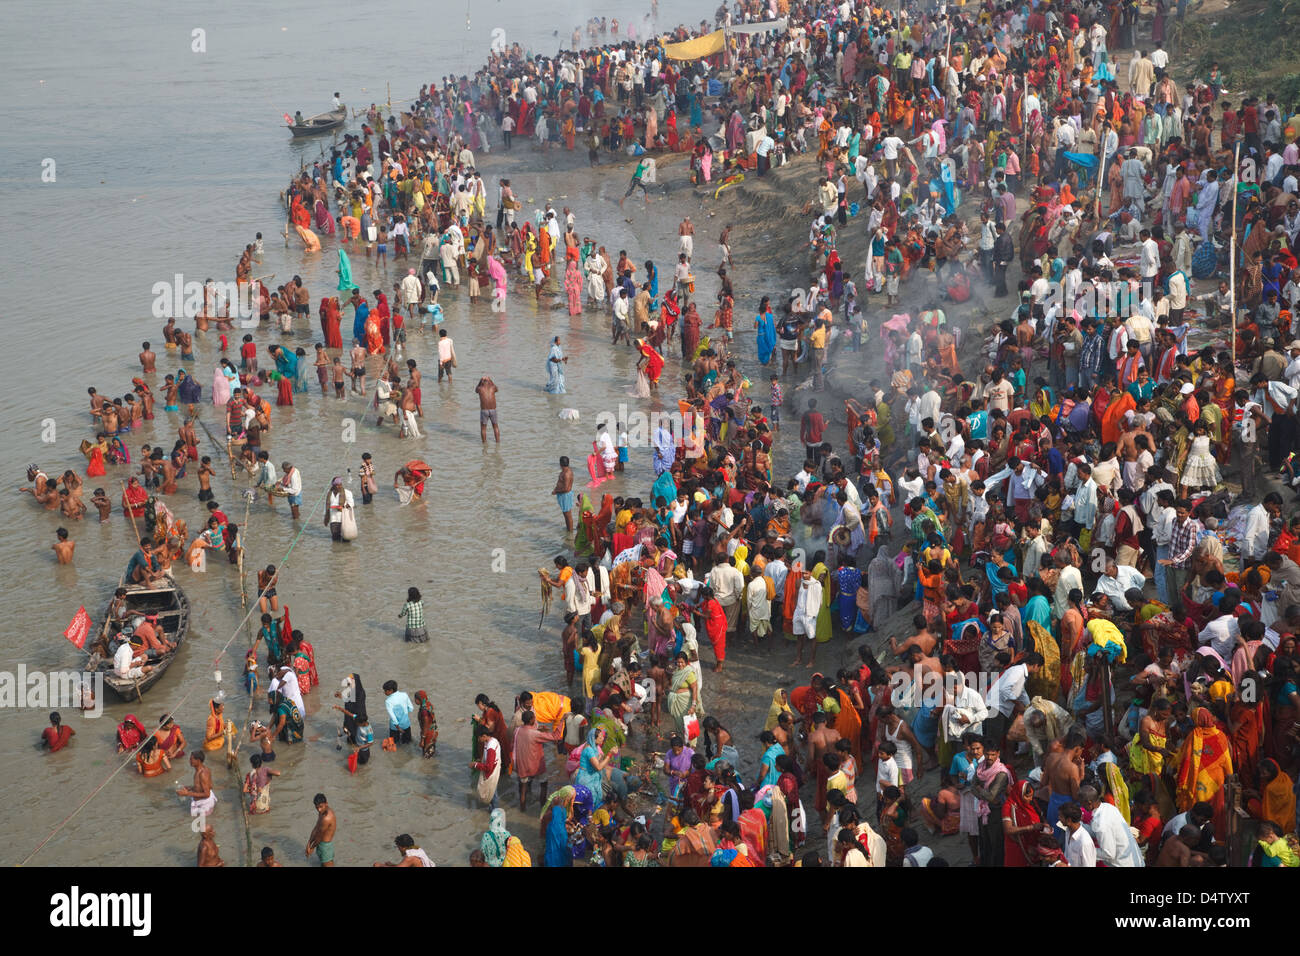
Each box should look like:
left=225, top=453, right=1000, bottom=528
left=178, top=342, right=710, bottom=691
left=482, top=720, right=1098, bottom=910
left=889, top=614, right=937, bottom=659
left=307, top=792, right=337, bottom=867
left=349, top=339, right=367, bottom=395
left=139, top=341, right=156, bottom=373
left=1042, top=728, right=1086, bottom=826
left=21, top=467, right=60, bottom=510
left=372, top=833, right=433, bottom=867
left=398, top=380, right=421, bottom=439
left=476, top=376, right=500, bottom=444
left=257, top=846, right=281, bottom=867
left=1155, top=825, right=1207, bottom=866
left=88, top=387, right=106, bottom=420
left=553, top=456, right=575, bottom=533
left=176, top=750, right=216, bottom=819
left=53, top=527, right=75, bottom=564
left=176, top=329, right=194, bottom=362
left=678, top=216, right=695, bottom=262
left=405, top=359, right=423, bottom=416
left=162, top=317, right=177, bottom=346
left=805, top=710, right=841, bottom=772
left=58, top=489, right=85, bottom=521
left=197, top=824, right=225, bottom=867
left=90, top=488, right=112, bottom=521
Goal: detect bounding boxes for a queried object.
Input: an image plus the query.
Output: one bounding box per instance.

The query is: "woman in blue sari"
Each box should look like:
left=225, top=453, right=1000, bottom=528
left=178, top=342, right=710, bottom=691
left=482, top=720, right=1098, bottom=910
left=832, top=556, right=863, bottom=631
left=651, top=468, right=677, bottom=509
left=756, top=730, right=784, bottom=790
left=544, top=336, right=567, bottom=393
left=574, top=727, right=616, bottom=809
left=645, top=260, right=658, bottom=299
left=689, top=91, right=703, bottom=130
left=754, top=296, right=776, bottom=365
left=1024, top=579, right=1053, bottom=632
left=544, top=804, right=572, bottom=867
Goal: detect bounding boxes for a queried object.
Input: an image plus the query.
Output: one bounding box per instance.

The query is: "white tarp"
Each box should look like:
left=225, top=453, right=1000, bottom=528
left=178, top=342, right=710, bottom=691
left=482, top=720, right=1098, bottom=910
left=725, top=18, right=789, bottom=34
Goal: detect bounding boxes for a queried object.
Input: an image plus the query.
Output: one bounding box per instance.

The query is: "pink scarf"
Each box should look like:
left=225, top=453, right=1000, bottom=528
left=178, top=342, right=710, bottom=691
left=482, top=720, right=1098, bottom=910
left=975, top=757, right=1010, bottom=822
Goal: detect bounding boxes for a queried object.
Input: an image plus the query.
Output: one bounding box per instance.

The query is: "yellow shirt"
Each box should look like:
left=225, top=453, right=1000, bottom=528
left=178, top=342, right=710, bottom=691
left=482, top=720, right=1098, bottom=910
left=580, top=646, right=600, bottom=697
left=810, top=326, right=829, bottom=349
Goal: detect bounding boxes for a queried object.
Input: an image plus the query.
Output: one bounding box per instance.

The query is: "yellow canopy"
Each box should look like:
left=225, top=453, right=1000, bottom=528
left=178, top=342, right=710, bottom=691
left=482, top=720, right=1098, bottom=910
left=663, top=30, right=725, bottom=61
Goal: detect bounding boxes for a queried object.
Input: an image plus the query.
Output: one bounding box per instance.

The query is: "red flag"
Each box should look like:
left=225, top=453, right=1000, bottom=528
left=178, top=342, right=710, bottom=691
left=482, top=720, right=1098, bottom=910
left=64, top=606, right=92, bottom=649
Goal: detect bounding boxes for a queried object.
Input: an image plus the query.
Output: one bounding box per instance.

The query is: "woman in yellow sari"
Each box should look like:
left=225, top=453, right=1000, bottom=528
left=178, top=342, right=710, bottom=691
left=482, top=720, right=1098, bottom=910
left=1176, top=707, right=1234, bottom=835
left=765, top=688, right=795, bottom=732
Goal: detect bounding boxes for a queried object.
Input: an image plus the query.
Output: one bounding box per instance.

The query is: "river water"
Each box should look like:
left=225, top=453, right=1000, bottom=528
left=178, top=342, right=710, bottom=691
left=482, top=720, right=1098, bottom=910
left=1, top=0, right=862, bottom=866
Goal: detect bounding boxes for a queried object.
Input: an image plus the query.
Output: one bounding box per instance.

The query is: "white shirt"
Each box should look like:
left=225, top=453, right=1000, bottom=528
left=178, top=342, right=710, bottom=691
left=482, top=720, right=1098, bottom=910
left=881, top=136, right=904, bottom=160
left=1089, top=802, right=1145, bottom=866
left=1150, top=48, right=1168, bottom=69
left=1096, top=565, right=1147, bottom=610
left=985, top=663, right=1031, bottom=717
left=1065, top=825, right=1098, bottom=867
left=113, top=642, right=139, bottom=677
left=707, top=563, right=745, bottom=604
left=1243, top=504, right=1271, bottom=560
left=279, top=467, right=302, bottom=496
left=1198, top=614, right=1240, bottom=660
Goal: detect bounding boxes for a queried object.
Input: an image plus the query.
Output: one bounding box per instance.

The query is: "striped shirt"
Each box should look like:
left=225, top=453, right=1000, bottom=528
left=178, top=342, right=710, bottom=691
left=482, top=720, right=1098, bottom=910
left=399, top=600, right=426, bottom=628
left=1169, top=518, right=1203, bottom=567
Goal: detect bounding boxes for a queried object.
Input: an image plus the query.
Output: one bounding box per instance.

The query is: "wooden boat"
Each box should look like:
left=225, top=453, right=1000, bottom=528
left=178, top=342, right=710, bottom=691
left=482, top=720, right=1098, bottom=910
left=84, top=576, right=191, bottom=701
left=288, top=107, right=347, bottom=138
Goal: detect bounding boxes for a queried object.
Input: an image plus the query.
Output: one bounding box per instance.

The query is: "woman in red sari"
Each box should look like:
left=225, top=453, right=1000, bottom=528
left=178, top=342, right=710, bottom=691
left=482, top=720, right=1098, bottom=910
left=1228, top=693, right=1264, bottom=792
left=122, top=476, right=148, bottom=519
left=675, top=302, right=698, bottom=360
left=319, top=297, right=343, bottom=350
left=289, top=196, right=310, bottom=230
left=1001, top=779, right=1043, bottom=866
left=373, top=291, right=392, bottom=348
left=86, top=440, right=107, bottom=478
left=665, top=110, right=679, bottom=151
left=737, top=792, right=769, bottom=866
left=636, top=339, right=665, bottom=388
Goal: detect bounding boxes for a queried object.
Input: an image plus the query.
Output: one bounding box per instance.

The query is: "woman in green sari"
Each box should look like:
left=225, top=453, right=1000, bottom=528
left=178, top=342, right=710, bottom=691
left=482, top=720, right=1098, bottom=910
left=480, top=808, right=511, bottom=867
left=666, top=651, right=700, bottom=738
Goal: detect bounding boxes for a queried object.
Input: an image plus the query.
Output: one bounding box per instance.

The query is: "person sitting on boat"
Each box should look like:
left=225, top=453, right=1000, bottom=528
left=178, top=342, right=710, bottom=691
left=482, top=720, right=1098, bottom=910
left=294, top=111, right=305, bottom=126
left=126, top=537, right=165, bottom=586
left=113, top=635, right=154, bottom=682
left=132, top=614, right=175, bottom=657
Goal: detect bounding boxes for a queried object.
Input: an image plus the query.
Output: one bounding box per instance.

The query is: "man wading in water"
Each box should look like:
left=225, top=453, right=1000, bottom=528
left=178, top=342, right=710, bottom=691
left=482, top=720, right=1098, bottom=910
left=553, top=456, right=575, bottom=533
left=476, top=376, right=500, bottom=444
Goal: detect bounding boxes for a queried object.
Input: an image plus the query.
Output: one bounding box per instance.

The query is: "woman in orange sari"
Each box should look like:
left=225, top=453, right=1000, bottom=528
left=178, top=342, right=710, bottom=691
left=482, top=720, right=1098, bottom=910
left=562, top=114, right=576, bottom=150
left=1175, top=706, right=1234, bottom=836
left=1098, top=389, right=1136, bottom=446
left=537, top=225, right=553, bottom=281
left=782, top=558, right=805, bottom=635
left=364, top=312, right=384, bottom=355
left=1247, top=758, right=1296, bottom=833
left=830, top=680, right=864, bottom=766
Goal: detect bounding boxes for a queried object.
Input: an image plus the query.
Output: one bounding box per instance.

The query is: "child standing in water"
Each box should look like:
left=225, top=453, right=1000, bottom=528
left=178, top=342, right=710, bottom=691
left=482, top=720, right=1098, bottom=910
left=399, top=587, right=428, bottom=643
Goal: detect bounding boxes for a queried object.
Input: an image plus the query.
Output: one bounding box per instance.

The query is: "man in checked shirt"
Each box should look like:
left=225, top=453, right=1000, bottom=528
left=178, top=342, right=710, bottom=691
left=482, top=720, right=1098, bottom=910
left=1158, top=499, right=1202, bottom=608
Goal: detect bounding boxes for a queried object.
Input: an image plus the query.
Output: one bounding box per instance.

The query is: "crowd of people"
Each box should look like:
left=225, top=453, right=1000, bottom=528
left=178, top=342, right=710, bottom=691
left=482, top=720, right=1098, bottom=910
left=23, top=0, right=1300, bottom=869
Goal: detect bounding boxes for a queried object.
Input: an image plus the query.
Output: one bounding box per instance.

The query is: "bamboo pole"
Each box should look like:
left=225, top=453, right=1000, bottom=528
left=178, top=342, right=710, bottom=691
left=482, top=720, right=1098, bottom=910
left=1230, top=138, right=1242, bottom=370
